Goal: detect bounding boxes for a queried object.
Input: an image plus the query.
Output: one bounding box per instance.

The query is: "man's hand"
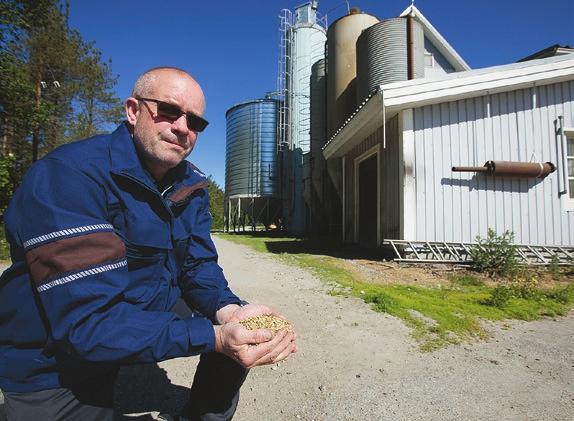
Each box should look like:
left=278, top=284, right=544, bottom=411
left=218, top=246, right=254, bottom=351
left=216, top=303, right=285, bottom=325
left=214, top=322, right=297, bottom=369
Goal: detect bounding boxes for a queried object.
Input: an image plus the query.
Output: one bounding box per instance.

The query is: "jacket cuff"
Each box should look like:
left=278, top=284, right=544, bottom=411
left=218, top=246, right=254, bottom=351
left=184, top=316, right=216, bottom=354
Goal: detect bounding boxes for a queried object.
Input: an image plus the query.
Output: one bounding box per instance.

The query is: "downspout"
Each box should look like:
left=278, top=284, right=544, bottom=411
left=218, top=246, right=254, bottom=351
left=557, top=116, right=568, bottom=196
left=406, top=13, right=415, bottom=80
left=381, top=89, right=386, bottom=149
left=342, top=156, right=346, bottom=242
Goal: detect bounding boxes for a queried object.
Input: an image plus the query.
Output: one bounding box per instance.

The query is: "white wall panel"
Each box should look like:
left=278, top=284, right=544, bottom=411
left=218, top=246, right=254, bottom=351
left=409, top=81, right=574, bottom=245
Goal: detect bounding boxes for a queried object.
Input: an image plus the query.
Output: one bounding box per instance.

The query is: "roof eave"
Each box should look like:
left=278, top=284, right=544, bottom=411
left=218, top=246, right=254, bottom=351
left=322, top=91, right=384, bottom=159
left=322, top=57, right=574, bottom=160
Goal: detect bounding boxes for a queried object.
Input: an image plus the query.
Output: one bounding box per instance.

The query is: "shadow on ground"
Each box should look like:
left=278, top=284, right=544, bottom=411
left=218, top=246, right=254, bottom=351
left=227, top=231, right=395, bottom=261
left=115, top=363, right=189, bottom=418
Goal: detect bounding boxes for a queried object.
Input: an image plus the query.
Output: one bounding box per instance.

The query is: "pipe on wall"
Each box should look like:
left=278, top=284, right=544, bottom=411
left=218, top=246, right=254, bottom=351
left=452, top=161, right=556, bottom=178
left=406, top=14, right=414, bottom=80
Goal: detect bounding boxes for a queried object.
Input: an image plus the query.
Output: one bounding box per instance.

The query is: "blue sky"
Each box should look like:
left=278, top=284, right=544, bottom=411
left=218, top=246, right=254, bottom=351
left=68, top=0, right=574, bottom=187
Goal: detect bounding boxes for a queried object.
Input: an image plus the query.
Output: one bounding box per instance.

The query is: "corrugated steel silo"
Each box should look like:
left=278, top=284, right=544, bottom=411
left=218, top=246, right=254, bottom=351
left=283, top=1, right=327, bottom=235
left=289, top=14, right=327, bottom=153
left=310, top=57, right=326, bottom=194
left=356, top=17, right=424, bottom=102
left=225, top=99, right=279, bottom=198
left=326, top=9, right=379, bottom=138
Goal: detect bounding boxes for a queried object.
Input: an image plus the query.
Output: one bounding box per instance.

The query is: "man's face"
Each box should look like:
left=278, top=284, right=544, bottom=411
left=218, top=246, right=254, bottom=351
left=126, top=70, right=206, bottom=181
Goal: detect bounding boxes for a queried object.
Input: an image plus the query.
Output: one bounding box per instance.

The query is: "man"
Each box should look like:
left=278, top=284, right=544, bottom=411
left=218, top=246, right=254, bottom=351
left=0, top=67, right=296, bottom=420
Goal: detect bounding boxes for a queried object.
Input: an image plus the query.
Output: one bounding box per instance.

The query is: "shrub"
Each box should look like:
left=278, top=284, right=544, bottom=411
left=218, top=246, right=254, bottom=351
left=545, top=286, right=574, bottom=304
left=508, top=275, right=542, bottom=300
left=469, top=229, right=518, bottom=277
left=484, top=285, right=512, bottom=308
left=547, top=254, right=561, bottom=278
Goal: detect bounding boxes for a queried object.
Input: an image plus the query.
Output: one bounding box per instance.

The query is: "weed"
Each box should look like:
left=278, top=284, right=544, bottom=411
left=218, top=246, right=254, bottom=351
left=547, top=255, right=561, bottom=278
left=469, top=229, right=518, bottom=277
left=451, top=274, right=484, bottom=287
left=363, top=291, right=398, bottom=313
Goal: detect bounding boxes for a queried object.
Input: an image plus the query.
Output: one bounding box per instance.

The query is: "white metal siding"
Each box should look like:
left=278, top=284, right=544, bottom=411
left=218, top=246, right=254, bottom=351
left=409, top=81, right=574, bottom=245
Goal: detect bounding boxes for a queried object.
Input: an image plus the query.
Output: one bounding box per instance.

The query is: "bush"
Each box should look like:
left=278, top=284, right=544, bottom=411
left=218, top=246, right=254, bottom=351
left=545, top=285, right=574, bottom=304
left=484, top=285, right=513, bottom=308
left=547, top=254, right=561, bottom=278
left=470, top=229, right=518, bottom=277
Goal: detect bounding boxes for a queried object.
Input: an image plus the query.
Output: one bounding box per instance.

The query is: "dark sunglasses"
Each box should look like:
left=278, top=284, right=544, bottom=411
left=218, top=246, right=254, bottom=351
left=136, top=97, right=208, bottom=132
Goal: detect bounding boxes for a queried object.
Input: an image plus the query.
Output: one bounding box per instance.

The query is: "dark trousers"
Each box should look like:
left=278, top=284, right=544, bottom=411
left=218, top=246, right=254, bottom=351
left=4, top=301, right=249, bottom=421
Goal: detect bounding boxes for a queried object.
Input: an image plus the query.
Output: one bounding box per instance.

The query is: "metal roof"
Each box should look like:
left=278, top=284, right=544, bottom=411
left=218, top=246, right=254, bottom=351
left=323, top=55, right=574, bottom=159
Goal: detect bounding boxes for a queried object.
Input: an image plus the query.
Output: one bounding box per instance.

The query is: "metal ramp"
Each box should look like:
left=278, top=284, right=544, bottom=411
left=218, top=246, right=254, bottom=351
left=383, top=239, right=574, bottom=266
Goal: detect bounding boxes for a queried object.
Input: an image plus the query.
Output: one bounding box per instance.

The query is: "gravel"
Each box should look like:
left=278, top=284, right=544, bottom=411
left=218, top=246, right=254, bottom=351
left=1, top=239, right=573, bottom=420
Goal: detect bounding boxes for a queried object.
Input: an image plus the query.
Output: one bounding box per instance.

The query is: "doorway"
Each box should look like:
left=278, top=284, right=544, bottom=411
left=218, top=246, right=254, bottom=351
left=357, top=153, right=378, bottom=246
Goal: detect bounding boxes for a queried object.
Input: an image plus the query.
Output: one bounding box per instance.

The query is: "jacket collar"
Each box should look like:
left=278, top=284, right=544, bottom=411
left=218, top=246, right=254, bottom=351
left=109, top=122, right=207, bottom=197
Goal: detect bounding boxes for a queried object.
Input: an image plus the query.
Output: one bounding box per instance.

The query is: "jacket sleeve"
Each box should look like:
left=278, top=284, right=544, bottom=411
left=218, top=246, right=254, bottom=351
left=178, top=187, right=242, bottom=321
left=6, top=158, right=215, bottom=363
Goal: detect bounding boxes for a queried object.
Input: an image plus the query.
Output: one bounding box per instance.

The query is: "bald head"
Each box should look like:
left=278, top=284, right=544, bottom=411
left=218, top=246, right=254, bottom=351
left=132, top=67, right=204, bottom=100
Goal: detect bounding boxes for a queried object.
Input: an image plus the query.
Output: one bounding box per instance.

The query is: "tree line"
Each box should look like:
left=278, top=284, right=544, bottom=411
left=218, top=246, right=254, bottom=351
left=0, top=0, right=225, bottom=230
left=0, top=0, right=123, bottom=217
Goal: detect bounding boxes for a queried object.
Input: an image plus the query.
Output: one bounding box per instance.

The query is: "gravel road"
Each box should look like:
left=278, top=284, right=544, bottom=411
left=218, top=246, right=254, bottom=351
left=1, top=238, right=573, bottom=420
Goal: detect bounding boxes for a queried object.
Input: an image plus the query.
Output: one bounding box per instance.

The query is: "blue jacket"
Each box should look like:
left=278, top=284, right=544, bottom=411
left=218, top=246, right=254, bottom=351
left=0, top=123, right=241, bottom=392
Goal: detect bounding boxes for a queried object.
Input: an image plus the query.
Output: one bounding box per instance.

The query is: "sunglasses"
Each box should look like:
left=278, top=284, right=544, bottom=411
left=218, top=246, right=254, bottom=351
left=136, top=97, right=209, bottom=132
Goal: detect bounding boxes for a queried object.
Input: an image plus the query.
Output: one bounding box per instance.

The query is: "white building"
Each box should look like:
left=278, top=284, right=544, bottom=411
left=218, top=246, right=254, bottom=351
left=322, top=8, right=574, bottom=248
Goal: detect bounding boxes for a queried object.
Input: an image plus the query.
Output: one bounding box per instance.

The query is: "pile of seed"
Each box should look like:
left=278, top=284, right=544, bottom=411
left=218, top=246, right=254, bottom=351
left=239, top=315, right=293, bottom=334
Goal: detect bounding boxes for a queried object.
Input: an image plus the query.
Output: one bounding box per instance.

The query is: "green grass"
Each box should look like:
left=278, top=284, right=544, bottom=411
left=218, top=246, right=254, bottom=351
left=218, top=233, right=574, bottom=351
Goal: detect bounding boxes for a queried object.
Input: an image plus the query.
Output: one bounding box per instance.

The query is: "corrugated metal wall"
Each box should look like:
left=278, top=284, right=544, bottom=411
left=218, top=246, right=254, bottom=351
left=409, top=80, right=574, bottom=245
left=343, top=116, right=400, bottom=243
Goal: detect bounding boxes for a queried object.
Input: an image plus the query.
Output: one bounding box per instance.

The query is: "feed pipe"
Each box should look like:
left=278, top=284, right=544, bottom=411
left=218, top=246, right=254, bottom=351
left=452, top=161, right=556, bottom=178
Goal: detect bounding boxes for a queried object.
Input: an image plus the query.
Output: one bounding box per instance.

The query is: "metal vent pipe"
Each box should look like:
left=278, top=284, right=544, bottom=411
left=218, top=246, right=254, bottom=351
left=406, top=14, right=414, bottom=80
left=452, top=161, right=556, bottom=178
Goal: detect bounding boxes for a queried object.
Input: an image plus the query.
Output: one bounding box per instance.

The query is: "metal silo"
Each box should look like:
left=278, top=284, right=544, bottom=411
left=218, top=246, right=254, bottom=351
left=308, top=57, right=342, bottom=235
left=289, top=6, right=327, bottom=153
left=279, top=1, right=327, bottom=235
left=356, top=17, right=424, bottom=102
left=326, top=9, right=379, bottom=138
left=310, top=58, right=326, bottom=195
left=225, top=99, right=280, bottom=231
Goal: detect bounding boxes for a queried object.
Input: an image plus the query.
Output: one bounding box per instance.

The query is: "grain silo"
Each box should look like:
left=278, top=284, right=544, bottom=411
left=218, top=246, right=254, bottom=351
left=356, top=16, right=425, bottom=102
left=310, top=58, right=327, bottom=196
left=279, top=1, right=327, bottom=234
left=224, top=99, right=281, bottom=231
left=307, top=57, right=342, bottom=235
left=326, top=8, right=379, bottom=138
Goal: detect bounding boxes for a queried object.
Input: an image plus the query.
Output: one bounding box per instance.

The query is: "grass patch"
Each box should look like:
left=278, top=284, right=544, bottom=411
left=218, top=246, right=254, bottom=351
left=217, top=233, right=574, bottom=351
